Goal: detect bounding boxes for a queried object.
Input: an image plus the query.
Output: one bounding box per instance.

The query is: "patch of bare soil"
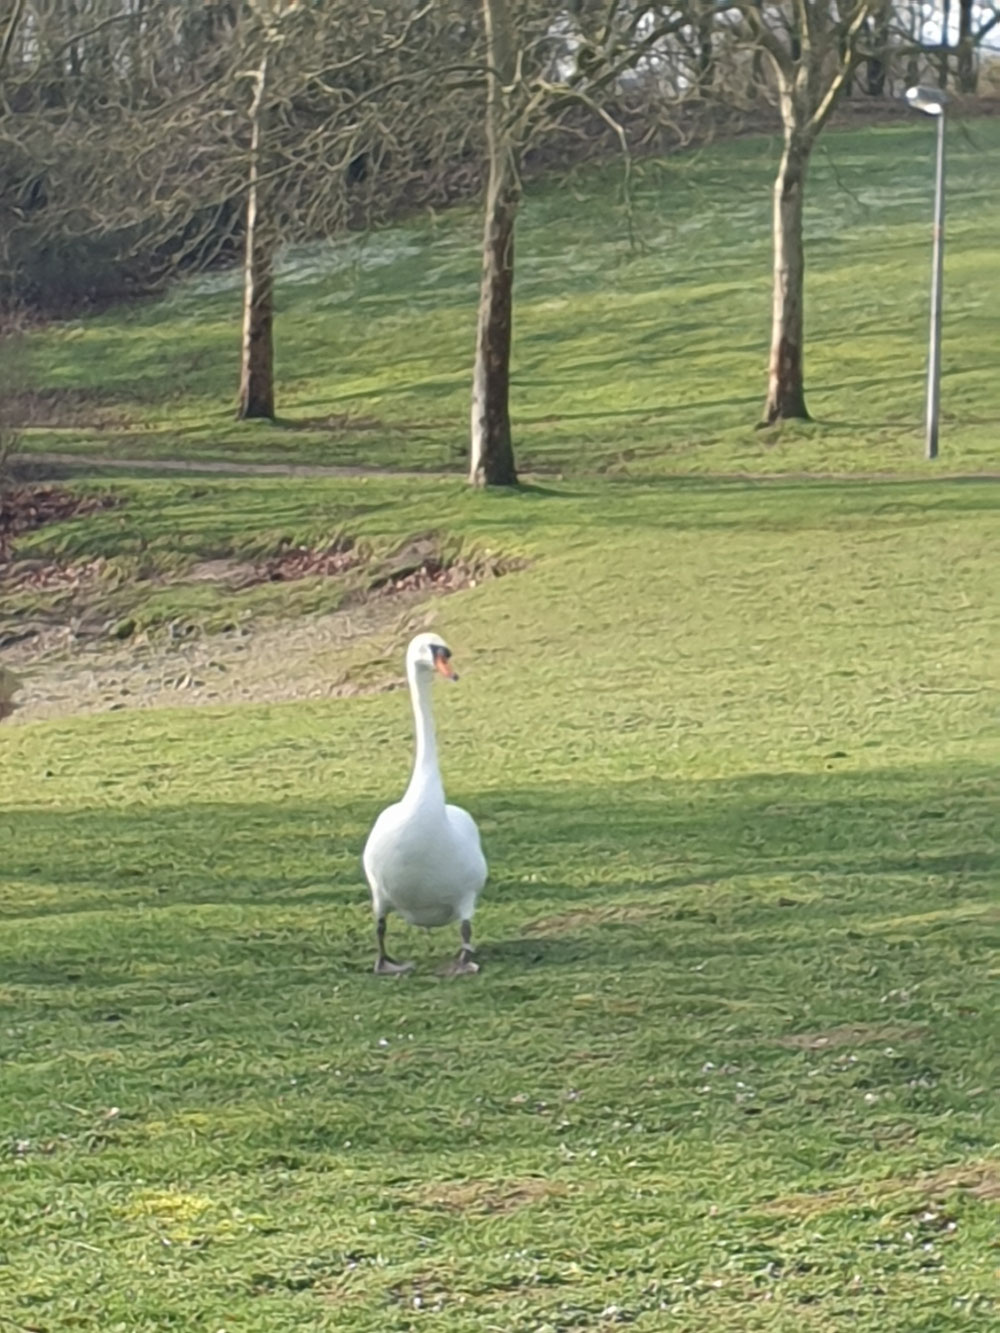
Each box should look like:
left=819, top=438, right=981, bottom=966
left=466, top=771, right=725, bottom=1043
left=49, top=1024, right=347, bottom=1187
left=183, top=536, right=363, bottom=591
left=4, top=597, right=433, bottom=723
left=2, top=525, right=525, bottom=723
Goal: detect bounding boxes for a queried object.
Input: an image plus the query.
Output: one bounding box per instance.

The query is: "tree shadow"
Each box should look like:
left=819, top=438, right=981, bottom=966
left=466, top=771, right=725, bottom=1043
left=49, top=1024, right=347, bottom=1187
left=2, top=763, right=995, bottom=990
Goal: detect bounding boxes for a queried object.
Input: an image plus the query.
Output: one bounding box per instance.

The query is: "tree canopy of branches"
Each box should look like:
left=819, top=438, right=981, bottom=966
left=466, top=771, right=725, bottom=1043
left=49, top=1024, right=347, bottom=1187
left=2, top=0, right=997, bottom=476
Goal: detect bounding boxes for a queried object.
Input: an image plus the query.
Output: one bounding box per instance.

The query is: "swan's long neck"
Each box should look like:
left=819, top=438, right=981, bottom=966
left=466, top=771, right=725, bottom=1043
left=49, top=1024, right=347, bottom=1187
left=404, top=662, right=444, bottom=805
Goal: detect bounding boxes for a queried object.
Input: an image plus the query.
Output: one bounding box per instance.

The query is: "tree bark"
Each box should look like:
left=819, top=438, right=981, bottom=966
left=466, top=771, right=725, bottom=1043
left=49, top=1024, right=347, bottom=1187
left=469, top=0, right=518, bottom=488
left=696, top=0, right=715, bottom=89
left=939, top=0, right=951, bottom=89
left=237, top=52, right=275, bottom=421
left=238, top=227, right=275, bottom=420
left=957, top=0, right=976, bottom=93
left=763, top=130, right=811, bottom=424
left=865, top=1, right=891, bottom=97
left=470, top=167, right=518, bottom=487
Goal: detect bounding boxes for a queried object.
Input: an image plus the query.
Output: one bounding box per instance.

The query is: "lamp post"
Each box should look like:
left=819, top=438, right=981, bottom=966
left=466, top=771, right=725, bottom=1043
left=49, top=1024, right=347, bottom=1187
left=905, top=85, right=948, bottom=461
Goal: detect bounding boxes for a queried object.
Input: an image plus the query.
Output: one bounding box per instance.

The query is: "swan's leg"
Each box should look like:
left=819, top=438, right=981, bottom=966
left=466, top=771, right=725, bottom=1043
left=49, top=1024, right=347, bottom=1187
left=442, top=919, right=479, bottom=977
left=374, top=914, right=414, bottom=976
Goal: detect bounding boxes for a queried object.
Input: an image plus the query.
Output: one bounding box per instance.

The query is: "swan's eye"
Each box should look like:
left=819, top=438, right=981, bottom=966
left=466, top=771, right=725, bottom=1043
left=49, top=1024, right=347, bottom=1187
left=431, top=645, right=451, bottom=662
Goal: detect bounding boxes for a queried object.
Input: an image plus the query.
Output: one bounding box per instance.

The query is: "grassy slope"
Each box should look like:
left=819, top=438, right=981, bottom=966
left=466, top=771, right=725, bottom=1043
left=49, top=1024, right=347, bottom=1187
left=18, top=119, right=1000, bottom=478
left=3, top=122, right=999, bottom=1329
left=2, top=472, right=999, bottom=1330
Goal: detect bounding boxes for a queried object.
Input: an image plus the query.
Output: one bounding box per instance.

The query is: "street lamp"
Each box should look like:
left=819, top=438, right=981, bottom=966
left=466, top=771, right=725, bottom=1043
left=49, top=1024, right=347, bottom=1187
left=904, top=85, right=948, bottom=461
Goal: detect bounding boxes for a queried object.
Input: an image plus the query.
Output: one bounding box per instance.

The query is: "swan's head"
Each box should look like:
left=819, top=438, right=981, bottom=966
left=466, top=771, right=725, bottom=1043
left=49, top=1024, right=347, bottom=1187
left=406, top=632, right=459, bottom=682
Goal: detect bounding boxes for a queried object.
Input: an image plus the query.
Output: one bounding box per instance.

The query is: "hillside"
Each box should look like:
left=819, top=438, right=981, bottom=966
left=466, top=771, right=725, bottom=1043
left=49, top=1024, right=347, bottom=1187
left=1, top=121, right=998, bottom=1332
left=14, top=119, right=1000, bottom=479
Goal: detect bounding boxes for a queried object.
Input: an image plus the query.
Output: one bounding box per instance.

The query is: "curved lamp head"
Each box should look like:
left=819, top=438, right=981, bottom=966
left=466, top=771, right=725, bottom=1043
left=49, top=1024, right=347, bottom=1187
left=905, top=85, right=949, bottom=116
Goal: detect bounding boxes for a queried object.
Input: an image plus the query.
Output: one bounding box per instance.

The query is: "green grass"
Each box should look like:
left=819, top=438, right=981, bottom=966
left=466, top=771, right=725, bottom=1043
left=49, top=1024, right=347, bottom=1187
left=3, top=115, right=999, bottom=1330
left=3, top=471, right=999, bottom=1329
left=16, top=119, right=1000, bottom=477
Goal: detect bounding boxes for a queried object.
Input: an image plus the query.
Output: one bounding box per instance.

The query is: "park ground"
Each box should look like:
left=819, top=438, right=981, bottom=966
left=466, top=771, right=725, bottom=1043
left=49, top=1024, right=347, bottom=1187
left=0, top=120, right=998, bottom=1331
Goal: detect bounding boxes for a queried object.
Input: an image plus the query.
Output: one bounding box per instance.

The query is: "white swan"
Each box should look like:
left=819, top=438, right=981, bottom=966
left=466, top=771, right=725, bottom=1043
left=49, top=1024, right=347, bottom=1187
left=362, top=633, right=487, bottom=976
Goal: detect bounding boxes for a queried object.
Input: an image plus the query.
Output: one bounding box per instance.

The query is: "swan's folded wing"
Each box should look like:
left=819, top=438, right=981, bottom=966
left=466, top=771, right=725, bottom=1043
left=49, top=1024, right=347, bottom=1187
left=445, top=803, right=488, bottom=886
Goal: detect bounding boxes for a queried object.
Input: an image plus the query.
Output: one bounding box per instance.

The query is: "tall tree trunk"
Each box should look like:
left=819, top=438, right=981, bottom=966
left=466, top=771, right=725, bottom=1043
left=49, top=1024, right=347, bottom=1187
left=865, top=1, right=891, bottom=97
left=696, top=0, right=715, bottom=89
left=469, top=0, right=518, bottom=487
left=939, top=0, right=951, bottom=89
left=748, top=0, right=766, bottom=97
left=956, top=0, right=976, bottom=93
left=237, top=52, right=275, bottom=421
left=763, top=128, right=811, bottom=424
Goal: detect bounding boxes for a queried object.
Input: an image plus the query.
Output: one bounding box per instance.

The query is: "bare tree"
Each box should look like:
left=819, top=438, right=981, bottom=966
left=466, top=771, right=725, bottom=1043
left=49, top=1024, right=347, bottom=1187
left=1, top=0, right=479, bottom=428
left=238, top=47, right=275, bottom=420
left=0, top=1, right=250, bottom=310
left=469, top=0, right=693, bottom=486
left=734, top=0, right=878, bottom=424
left=956, top=0, right=1000, bottom=91
left=469, top=0, right=519, bottom=487
left=863, top=0, right=893, bottom=95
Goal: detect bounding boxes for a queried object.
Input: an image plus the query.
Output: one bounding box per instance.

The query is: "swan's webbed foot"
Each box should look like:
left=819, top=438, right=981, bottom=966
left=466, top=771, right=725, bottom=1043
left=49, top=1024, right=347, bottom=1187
left=441, top=919, right=479, bottom=977
left=374, top=915, right=413, bottom=976
left=374, top=955, right=414, bottom=976
left=441, top=952, right=479, bottom=976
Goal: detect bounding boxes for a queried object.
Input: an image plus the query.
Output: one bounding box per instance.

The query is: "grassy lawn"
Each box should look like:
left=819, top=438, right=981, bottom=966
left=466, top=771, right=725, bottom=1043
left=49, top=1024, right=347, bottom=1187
left=14, top=118, right=1000, bottom=478
left=3, top=115, right=999, bottom=1330
left=2, top=469, right=999, bottom=1329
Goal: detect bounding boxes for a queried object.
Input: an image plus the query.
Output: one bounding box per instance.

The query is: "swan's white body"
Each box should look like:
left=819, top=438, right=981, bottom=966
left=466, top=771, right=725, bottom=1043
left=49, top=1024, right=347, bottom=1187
left=364, top=800, right=485, bottom=928
left=363, top=633, right=487, bottom=971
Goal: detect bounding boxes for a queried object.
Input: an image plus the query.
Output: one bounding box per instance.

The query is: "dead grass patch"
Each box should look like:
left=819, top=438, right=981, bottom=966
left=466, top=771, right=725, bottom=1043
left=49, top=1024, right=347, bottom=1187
left=773, top=1022, right=928, bottom=1051
left=186, top=536, right=361, bottom=591
left=758, top=1158, right=1000, bottom=1219
left=2, top=515, right=526, bottom=659
left=2, top=555, right=108, bottom=591
left=408, top=1176, right=568, bottom=1215
left=524, top=903, right=662, bottom=936
left=0, top=484, right=118, bottom=562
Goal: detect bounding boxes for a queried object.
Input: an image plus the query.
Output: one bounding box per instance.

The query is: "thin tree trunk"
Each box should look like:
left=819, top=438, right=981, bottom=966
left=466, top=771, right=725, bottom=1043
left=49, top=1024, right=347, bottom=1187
left=469, top=0, right=518, bottom=487
left=763, top=129, right=811, bottom=424
left=865, top=1, right=891, bottom=97
left=957, top=0, right=976, bottom=93
left=750, top=47, right=766, bottom=98
left=865, top=48, right=886, bottom=98
left=237, top=53, right=275, bottom=421
left=470, top=173, right=518, bottom=486
left=696, top=0, right=715, bottom=89
left=939, top=0, right=951, bottom=89
left=748, top=0, right=766, bottom=97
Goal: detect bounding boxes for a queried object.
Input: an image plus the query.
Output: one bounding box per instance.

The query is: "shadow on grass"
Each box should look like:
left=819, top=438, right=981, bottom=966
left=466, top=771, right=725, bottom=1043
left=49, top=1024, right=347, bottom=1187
left=2, top=764, right=995, bottom=978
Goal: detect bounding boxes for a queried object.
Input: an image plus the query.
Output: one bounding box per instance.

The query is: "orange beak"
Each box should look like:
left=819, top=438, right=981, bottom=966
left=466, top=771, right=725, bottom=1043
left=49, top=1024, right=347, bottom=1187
left=433, top=652, right=459, bottom=682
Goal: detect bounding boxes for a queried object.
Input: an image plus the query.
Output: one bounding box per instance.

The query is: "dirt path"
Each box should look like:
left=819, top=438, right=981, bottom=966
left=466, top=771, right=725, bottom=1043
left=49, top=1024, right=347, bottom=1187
left=15, top=452, right=453, bottom=481
left=4, top=592, right=442, bottom=725
left=17, top=453, right=1000, bottom=487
